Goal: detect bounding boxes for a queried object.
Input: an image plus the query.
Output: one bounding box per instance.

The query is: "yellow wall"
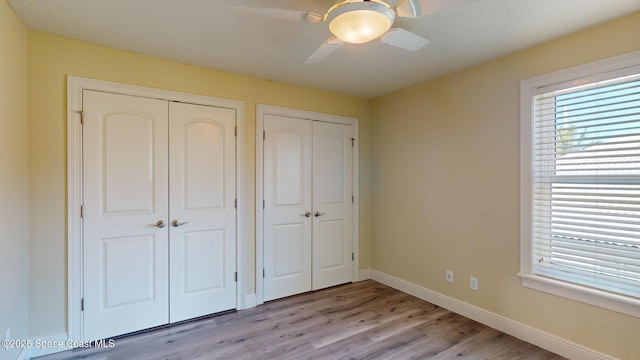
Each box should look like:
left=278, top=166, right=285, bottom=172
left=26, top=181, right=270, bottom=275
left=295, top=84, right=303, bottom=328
left=371, top=11, right=640, bottom=359
left=26, top=31, right=372, bottom=337
left=0, top=2, right=29, bottom=360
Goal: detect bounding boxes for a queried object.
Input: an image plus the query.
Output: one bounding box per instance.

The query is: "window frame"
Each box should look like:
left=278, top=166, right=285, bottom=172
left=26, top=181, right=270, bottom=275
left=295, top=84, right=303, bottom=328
left=520, top=50, right=640, bottom=318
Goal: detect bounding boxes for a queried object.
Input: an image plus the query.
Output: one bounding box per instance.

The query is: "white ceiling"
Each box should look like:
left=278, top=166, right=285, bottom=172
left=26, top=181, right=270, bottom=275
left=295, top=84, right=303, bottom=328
left=8, top=0, right=640, bottom=99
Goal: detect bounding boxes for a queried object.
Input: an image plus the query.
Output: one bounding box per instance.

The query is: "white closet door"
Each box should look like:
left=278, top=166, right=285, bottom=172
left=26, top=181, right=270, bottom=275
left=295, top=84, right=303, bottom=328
left=263, top=114, right=313, bottom=301
left=312, top=121, right=353, bottom=290
left=262, top=114, right=354, bottom=301
left=82, top=90, right=169, bottom=341
left=168, top=102, right=237, bottom=322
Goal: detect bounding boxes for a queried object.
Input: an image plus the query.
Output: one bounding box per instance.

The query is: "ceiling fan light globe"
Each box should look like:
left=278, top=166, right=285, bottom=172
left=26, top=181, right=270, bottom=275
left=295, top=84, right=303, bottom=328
left=327, top=2, right=394, bottom=44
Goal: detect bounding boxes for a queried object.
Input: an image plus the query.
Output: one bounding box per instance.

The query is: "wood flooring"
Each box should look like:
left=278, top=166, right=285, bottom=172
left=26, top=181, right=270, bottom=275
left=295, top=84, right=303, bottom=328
left=36, top=280, right=565, bottom=360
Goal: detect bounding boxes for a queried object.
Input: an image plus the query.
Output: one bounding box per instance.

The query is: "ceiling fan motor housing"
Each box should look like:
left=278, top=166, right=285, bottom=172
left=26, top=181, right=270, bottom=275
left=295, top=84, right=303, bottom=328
left=326, top=1, right=396, bottom=44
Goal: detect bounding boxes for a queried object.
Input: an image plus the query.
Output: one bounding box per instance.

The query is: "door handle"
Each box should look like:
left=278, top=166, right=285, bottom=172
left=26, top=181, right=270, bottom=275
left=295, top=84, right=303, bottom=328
left=303, top=211, right=311, bottom=217
left=150, top=220, right=165, bottom=228
left=314, top=211, right=326, bottom=217
left=171, top=219, right=190, bottom=227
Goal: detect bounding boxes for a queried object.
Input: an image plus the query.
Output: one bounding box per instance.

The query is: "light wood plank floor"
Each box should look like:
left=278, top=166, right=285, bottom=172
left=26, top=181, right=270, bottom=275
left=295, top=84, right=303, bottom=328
left=37, top=280, right=565, bottom=360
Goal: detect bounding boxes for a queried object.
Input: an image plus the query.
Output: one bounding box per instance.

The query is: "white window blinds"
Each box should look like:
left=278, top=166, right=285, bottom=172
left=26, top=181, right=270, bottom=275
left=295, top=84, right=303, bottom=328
left=532, top=69, right=640, bottom=299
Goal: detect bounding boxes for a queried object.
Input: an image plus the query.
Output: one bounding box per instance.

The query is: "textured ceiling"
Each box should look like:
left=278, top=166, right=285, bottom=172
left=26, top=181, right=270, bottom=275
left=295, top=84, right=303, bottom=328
left=8, top=0, right=640, bottom=98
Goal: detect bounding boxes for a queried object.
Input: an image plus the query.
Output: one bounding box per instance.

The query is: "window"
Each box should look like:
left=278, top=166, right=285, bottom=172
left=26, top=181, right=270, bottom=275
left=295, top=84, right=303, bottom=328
left=521, top=51, right=640, bottom=317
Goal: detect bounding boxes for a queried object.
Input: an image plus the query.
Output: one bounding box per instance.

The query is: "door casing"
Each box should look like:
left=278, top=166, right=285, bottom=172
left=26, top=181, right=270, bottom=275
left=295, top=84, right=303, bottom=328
left=256, top=104, right=359, bottom=305
left=67, top=76, right=246, bottom=342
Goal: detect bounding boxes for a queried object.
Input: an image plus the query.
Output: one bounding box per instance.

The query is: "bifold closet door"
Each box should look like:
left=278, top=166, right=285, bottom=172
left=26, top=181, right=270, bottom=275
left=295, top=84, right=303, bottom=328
left=83, top=90, right=170, bottom=341
left=263, top=115, right=353, bottom=302
left=168, top=102, right=237, bottom=322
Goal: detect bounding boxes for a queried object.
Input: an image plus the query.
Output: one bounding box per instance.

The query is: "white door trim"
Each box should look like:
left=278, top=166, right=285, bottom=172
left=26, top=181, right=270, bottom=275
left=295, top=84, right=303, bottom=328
left=67, top=76, right=246, bottom=342
left=256, top=104, right=359, bottom=305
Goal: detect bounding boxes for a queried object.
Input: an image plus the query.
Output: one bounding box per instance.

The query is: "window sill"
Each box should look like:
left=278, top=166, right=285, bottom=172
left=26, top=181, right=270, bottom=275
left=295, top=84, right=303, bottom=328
left=518, top=272, right=640, bottom=318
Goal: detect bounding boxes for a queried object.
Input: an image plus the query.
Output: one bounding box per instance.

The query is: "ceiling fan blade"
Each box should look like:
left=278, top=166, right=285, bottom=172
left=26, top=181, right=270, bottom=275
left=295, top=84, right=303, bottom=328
left=229, top=6, right=322, bottom=23
left=305, top=37, right=344, bottom=64
left=396, top=0, right=479, bottom=18
left=380, top=28, right=429, bottom=51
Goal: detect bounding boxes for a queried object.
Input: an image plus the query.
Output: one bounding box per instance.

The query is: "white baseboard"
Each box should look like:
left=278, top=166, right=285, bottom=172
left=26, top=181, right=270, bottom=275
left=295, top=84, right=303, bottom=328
left=17, top=333, right=69, bottom=360
left=16, top=348, right=29, bottom=360
left=357, top=269, right=371, bottom=281
left=370, top=270, right=612, bottom=360
left=243, top=293, right=257, bottom=309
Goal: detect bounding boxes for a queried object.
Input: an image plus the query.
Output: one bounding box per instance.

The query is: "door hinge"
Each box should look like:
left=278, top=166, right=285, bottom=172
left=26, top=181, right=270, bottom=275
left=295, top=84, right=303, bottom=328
left=263, top=200, right=265, bottom=209
left=234, top=272, right=238, bottom=282
left=234, top=126, right=237, bottom=137
left=263, top=268, right=265, bottom=278
left=234, top=198, right=237, bottom=209
left=263, top=130, right=266, bottom=141
left=80, top=111, right=84, bottom=125
left=352, top=253, right=355, bottom=261
left=81, top=298, right=84, bottom=311
left=351, top=138, right=355, bottom=147
left=352, top=195, right=354, bottom=204
left=80, top=205, right=84, bottom=218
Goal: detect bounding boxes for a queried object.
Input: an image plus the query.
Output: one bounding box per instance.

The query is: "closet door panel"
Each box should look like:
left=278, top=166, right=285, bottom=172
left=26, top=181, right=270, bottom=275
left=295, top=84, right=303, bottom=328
left=263, top=114, right=313, bottom=301
left=169, top=102, right=237, bottom=322
left=82, top=90, right=169, bottom=341
left=312, top=121, right=353, bottom=290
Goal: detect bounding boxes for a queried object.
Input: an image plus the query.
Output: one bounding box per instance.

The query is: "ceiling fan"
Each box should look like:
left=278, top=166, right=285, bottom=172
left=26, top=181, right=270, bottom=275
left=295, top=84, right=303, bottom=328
left=231, top=0, right=479, bottom=63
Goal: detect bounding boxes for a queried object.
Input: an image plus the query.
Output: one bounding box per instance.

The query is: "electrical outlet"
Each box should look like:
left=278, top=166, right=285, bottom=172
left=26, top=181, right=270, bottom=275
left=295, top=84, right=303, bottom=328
left=470, top=277, right=478, bottom=291
left=446, top=270, right=454, bottom=283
